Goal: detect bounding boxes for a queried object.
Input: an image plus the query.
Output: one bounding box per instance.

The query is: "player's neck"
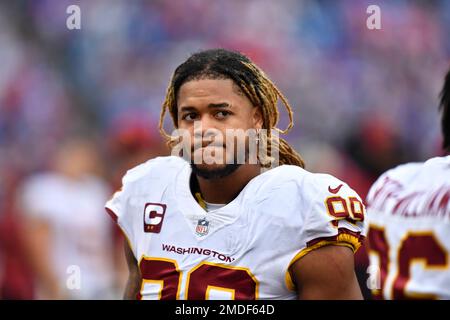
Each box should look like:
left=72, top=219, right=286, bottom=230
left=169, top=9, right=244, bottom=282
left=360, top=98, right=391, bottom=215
left=195, top=164, right=261, bottom=204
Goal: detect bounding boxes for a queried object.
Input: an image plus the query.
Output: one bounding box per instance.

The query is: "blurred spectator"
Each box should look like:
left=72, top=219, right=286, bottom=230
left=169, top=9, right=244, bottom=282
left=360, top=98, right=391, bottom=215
left=106, top=113, right=169, bottom=190
left=343, top=113, right=411, bottom=181
left=16, top=137, right=117, bottom=299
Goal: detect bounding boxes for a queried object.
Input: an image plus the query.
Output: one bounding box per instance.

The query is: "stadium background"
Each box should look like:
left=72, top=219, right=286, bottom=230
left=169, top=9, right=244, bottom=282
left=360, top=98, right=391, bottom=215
left=0, top=0, right=449, bottom=299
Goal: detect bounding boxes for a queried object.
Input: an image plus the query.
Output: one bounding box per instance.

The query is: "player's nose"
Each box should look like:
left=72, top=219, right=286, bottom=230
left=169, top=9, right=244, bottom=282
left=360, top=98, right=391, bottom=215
left=192, top=120, right=223, bottom=147
left=193, top=116, right=219, bottom=135
left=199, top=114, right=219, bottom=131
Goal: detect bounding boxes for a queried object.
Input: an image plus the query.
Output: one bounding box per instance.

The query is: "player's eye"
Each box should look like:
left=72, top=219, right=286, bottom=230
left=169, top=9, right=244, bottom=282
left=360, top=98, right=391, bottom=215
left=214, top=111, right=231, bottom=119
left=182, top=113, right=198, bottom=121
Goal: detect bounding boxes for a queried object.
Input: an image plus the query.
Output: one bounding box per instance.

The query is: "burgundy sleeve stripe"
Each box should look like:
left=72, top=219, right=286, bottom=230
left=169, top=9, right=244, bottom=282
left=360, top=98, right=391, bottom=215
left=306, top=228, right=365, bottom=248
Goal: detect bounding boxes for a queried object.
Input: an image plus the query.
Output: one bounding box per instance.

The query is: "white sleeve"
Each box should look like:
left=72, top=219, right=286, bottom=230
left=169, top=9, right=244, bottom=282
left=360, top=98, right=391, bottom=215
left=295, top=174, right=367, bottom=262
left=105, top=173, right=137, bottom=258
left=105, top=158, right=174, bottom=259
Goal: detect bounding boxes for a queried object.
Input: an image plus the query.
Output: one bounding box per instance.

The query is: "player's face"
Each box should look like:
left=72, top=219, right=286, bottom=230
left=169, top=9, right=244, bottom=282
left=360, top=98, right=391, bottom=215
left=177, top=78, right=262, bottom=177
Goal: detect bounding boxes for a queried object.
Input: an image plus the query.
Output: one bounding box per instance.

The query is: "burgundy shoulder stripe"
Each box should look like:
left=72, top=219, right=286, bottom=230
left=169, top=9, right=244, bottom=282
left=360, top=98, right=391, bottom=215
left=306, top=228, right=365, bottom=248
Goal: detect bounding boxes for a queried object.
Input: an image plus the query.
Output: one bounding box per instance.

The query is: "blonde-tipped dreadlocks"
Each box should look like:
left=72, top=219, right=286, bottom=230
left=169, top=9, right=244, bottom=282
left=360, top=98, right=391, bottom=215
left=159, top=48, right=305, bottom=168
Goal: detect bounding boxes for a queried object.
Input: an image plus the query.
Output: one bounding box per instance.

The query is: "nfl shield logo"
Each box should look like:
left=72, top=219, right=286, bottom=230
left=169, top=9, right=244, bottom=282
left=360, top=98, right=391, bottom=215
left=196, top=218, right=209, bottom=236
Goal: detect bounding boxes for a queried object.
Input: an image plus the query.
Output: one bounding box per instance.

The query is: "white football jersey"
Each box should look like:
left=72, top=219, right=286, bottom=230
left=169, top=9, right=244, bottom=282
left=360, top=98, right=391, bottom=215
left=20, top=173, right=115, bottom=299
left=366, top=155, right=450, bottom=299
left=106, top=156, right=366, bottom=300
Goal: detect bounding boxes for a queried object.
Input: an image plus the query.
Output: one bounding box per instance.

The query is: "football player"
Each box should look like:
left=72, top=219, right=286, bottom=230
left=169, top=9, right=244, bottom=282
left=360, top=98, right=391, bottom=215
left=366, top=69, right=450, bottom=299
left=19, top=138, right=116, bottom=299
left=106, top=49, right=366, bottom=300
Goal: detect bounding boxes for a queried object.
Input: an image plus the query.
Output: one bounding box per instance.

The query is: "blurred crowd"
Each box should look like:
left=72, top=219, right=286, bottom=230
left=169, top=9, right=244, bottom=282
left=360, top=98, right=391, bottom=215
left=0, top=0, right=449, bottom=299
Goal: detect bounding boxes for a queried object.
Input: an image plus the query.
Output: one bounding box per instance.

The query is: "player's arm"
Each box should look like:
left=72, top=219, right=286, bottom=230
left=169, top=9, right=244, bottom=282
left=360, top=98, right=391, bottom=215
left=112, top=231, right=129, bottom=297
left=123, top=239, right=141, bottom=300
left=290, top=245, right=362, bottom=300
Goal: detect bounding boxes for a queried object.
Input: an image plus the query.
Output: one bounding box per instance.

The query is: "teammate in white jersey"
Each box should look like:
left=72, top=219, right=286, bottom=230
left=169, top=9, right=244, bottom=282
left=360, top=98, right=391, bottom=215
left=19, top=138, right=116, bottom=299
left=366, top=69, right=450, bottom=299
left=106, top=49, right=366, bottom=300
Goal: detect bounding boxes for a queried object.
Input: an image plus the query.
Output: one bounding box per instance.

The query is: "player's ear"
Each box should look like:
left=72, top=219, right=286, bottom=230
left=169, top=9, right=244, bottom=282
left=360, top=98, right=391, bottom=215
left=252, top=106, right=263, bottom=130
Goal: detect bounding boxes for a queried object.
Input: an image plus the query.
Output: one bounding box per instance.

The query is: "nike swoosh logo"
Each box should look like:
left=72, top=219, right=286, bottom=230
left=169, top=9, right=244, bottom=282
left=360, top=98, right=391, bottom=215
left=328, top=184, right=343, bottom=194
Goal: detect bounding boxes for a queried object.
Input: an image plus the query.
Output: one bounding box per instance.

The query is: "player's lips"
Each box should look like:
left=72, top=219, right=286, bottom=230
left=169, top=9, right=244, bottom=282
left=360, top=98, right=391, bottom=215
left=192, top=142, right=226, bottom=151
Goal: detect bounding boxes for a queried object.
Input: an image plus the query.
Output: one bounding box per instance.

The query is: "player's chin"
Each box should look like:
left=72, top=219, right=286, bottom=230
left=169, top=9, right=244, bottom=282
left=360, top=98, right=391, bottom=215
left=190, top=163, right=241, bottom=180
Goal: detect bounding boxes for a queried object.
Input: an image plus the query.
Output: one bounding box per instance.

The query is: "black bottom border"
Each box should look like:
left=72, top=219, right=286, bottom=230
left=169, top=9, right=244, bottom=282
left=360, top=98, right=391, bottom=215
left=0, top=300, right=446, bottom=319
